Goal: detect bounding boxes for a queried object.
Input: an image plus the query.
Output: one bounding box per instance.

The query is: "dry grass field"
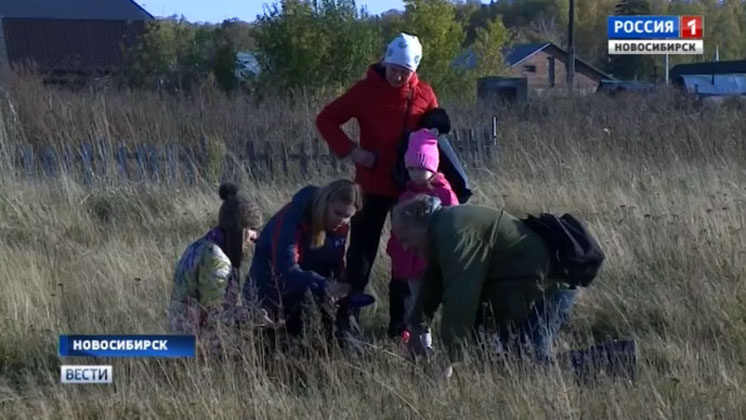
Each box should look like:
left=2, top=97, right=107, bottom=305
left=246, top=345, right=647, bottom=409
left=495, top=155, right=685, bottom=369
left=0, top=80, right=745, bottom=419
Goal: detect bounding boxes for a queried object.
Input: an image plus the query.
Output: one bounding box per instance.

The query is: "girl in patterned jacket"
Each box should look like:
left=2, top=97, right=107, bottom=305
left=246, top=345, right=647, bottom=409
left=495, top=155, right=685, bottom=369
left=167, top=183, right=274, bottom=342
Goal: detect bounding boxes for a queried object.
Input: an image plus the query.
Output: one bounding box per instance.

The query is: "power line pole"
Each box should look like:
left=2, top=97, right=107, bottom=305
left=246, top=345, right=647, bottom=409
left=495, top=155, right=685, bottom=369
left=566, top=0, right=575, bottom=92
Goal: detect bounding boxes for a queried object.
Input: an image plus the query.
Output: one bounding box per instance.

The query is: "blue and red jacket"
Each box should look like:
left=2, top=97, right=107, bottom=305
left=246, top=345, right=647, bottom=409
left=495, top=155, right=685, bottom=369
left=245, top=185, right=348, bottom=314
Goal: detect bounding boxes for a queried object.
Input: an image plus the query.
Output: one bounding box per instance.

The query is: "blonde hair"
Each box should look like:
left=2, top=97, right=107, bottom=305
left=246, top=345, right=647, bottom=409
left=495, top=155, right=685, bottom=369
left=391, top=194, right=441, bottom=233
left=310, top=179, right=364, bottom=249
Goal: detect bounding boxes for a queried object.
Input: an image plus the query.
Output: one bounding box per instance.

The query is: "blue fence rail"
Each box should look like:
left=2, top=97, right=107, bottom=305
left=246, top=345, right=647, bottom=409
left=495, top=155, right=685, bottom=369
left=8, top=141, right=205, bottom=186
left=1, top=126, right=498, bottom=187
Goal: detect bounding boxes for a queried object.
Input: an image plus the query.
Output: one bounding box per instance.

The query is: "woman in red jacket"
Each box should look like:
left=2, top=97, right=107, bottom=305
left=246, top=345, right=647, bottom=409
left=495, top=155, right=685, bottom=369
left=315, top=33, right=439, bottom=328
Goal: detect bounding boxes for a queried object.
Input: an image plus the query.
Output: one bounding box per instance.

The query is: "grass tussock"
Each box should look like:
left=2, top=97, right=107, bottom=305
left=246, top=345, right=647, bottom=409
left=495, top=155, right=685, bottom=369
left=0, top=79, right=745, bottom=419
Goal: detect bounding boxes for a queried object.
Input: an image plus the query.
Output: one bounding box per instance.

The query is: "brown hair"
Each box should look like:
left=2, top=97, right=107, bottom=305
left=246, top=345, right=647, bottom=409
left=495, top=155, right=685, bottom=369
left=218, top=183, right=262, bottom=231
left=218, top=183, right=262, bottom=267
left=309, top=179, right=363, bottom=249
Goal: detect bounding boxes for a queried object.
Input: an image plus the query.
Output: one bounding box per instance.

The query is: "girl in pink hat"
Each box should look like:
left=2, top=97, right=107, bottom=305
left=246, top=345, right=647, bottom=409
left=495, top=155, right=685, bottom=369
left=385, top=127, right=459, bottom=348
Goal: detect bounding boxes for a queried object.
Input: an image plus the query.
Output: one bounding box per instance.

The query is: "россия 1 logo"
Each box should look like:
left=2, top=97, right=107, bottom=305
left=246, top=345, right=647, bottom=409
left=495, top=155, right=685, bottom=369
left=607, top=15, right=704, bottom=55
left=680, top=16, right=703, bottom=39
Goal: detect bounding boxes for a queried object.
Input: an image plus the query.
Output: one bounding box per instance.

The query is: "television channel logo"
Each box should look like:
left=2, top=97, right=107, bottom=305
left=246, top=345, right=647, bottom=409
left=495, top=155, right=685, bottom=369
left=607, top=15, right=704, bottom=55
left=60, top=365, right=113, bottom=384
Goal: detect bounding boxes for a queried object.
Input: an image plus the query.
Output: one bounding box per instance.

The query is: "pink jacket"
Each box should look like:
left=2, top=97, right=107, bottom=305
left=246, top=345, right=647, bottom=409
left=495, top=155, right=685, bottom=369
left=386, top=172, right=459, bottom=281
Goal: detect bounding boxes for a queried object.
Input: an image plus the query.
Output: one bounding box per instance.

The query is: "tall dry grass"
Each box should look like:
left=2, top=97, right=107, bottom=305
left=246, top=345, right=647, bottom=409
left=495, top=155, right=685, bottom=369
left=0, top=79, right=745, bottom=419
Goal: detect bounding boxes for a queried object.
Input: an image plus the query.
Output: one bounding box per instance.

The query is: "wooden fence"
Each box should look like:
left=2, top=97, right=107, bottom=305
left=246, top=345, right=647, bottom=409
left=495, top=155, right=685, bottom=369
left=1, top=125, right=499, bottom=187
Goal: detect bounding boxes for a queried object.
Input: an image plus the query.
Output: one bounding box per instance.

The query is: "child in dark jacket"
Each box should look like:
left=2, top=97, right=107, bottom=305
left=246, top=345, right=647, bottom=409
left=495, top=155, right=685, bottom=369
left=386, top=128, right=459, bottom=346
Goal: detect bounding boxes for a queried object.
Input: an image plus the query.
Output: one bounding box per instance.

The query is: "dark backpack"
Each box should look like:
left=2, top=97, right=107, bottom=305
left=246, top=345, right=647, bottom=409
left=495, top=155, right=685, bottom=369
left=522, top=213, right=605, bottom=287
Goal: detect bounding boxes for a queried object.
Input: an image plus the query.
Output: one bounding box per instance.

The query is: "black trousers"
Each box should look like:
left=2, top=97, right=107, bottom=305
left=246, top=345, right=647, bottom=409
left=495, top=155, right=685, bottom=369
left=284, top=299, right=334, bottom=341
left=262, top=293, right=336, bottom=354
left=344, top=192, right=398, bottom=291
left=338, top=192, right=397, bottom=326
left=388, top=279, right=411, bottom=338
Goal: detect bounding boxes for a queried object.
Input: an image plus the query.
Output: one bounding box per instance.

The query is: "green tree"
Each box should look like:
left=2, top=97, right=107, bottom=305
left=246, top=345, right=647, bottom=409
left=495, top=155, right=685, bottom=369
left=252, top=0, right=379, bottom=94
left=468, top=15, right=510, bottom=78
left=466, top=0, right=566, bottom=46
left=123, top=0, right=746, bottom=95
left=377, top=9, right=406, bottom=44
left=123, top=17, right=207, bottom=90
left=123, top=17, right=261, bottom=93
left=453, top=0, right=484, bottom=44
left=210, top=19, right=259, bottom=92
left=316, top=0, right=381, bottom=88
left=401, top=0, right=466, bottom=95
left=218, top=19, right=255, bottom=50
left=707, top=0, right=745, bottom=61
left=574, top=0, right=617, bottom=69
left=252, top=0, right=328, bottom=92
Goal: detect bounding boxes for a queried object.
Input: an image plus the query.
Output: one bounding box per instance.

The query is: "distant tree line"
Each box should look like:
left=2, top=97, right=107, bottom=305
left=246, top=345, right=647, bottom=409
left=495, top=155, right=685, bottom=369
left=119, top=0, right=746, bottom=98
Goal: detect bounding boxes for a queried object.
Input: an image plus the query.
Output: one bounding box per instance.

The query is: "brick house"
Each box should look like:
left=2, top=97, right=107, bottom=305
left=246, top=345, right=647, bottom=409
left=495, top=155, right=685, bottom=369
left=456, top=41, right=614, bottom=94
left=501, top=42, right=613, bottom=93
left=0, top=0, right=153, bottom=82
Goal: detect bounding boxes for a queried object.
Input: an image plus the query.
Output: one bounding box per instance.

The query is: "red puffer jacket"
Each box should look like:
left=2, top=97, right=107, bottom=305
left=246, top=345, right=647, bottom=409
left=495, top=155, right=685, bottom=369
left=315, top=63, right=439, bottom=198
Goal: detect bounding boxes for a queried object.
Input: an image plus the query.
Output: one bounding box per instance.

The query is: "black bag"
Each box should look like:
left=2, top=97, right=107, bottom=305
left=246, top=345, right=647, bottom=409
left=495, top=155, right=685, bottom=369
left=436, top=134, right=473, bottom=204
left=522, top=213, right=605, bottom=287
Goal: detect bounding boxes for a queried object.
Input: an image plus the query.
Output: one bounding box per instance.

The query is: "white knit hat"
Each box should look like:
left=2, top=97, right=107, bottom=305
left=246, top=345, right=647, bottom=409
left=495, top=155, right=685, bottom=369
left=383, top=33, right=422, bottom=72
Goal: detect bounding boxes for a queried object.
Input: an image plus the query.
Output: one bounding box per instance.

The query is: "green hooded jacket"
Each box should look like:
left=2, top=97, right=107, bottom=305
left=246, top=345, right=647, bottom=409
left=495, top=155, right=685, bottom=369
left=407, top=204, right=572, bottom=363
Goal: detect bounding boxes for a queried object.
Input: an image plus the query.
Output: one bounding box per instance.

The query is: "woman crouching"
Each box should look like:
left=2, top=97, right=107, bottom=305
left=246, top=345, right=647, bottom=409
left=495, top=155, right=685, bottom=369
left=245, top=179, right=364, bottom=345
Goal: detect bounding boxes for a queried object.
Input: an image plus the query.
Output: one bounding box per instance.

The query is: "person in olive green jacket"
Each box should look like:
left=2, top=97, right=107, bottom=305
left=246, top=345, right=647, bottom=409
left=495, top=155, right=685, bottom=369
left=393, top=194, right=639, bottom=382
left=391, top=194, right=579, bottom=375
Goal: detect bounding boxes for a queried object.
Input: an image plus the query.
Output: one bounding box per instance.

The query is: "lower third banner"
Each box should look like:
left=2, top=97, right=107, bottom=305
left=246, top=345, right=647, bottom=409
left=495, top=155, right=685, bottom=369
left=59, top=335, right=195, bottom=357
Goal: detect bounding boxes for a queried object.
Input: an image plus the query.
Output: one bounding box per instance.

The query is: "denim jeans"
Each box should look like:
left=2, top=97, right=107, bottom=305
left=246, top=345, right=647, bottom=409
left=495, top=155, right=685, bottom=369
left=499, top=287, right=579, bottom=362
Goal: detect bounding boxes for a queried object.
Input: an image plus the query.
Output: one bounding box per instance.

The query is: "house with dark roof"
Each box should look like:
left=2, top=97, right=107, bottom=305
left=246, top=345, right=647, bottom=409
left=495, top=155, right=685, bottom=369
left=669, top=59, right=746, bottom=96
left=502, top=42, right=613, bottom=92
left=669, top=59, right=746, bottom=79
left=0, top=0, right=153, bottom=81
left=455, top=42, right=614, bottom=93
